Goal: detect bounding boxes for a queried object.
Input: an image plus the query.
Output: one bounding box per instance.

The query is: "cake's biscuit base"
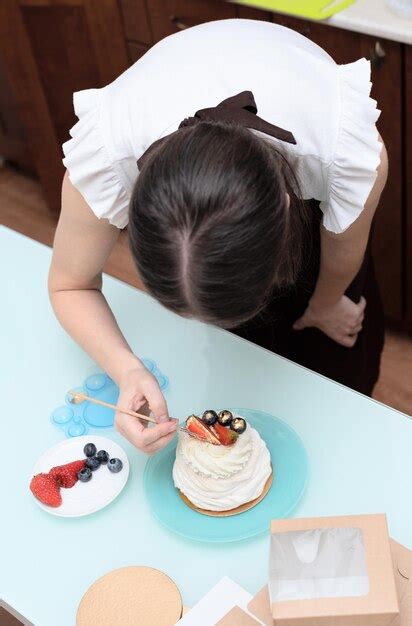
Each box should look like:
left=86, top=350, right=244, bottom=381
left=179, top=470, right=273, bottom=517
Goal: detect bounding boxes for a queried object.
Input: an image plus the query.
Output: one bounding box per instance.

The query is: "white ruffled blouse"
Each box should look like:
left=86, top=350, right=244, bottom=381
left=62, top=18, right=381, bottom=232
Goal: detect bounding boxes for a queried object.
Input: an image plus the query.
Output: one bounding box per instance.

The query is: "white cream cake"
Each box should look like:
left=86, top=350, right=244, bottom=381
left=173, top=414, right=272, bottom=512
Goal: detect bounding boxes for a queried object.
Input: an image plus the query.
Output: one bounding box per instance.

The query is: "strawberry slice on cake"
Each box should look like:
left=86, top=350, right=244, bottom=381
left=186, top=415, right=220, bottom=445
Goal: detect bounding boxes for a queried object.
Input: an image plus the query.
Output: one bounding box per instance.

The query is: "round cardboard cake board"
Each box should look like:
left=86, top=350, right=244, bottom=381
left=76, top=566, right=182, bottom=626
left=179, top=470, right=273, bottom=517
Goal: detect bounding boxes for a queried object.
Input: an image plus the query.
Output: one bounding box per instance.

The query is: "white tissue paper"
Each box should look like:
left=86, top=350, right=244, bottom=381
left=176, top=576, right=264, bottom=626
left=269, top=527, right=370, bottom=603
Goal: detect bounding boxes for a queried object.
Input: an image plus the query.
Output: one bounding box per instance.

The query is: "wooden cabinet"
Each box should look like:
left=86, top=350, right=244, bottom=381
left=0, top=56, right=35, bottom=173
left=119, top=0, right=152, bottom=44
left=236, top=6, right=271, bottom=20
left=127, top=41, right=150, bottom=64
left=406, top=46, right=412, bottom=325
left=118, top=0, right=152, bottom=64
left=0, top=0, right=129, bottom=213
left=145, top=0, right=237, bottom=42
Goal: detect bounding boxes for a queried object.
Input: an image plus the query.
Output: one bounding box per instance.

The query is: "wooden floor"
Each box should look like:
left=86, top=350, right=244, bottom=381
left=1, top=165, right=411, bottom=416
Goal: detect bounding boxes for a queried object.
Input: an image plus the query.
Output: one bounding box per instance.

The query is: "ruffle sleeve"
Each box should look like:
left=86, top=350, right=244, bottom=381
left=320, top=58, right=382, bottom=233
left=62, top=88, right=130, bottom=229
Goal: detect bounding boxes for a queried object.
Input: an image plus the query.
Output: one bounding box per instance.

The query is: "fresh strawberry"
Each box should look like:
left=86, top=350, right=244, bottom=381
left=50, top=459, right=86, bottom=488
left=211, top=422, right=238, bottom=446
left=30, top=473, right=62, bottom=507
left=186, top=415, right=220, bottom=445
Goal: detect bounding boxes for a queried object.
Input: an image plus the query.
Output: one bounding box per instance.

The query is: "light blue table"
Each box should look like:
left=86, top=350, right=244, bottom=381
left=1, top=226, right=410, bottom=626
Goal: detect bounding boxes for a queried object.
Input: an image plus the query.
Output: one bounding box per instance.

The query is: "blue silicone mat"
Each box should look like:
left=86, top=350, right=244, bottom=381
left=143, top=408, right=309, bottom=543
left=51, top=359, right=168, bottom=437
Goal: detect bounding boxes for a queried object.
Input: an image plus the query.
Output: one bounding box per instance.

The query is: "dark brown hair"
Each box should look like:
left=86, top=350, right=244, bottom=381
left=128, top=121, right=309, bottom=328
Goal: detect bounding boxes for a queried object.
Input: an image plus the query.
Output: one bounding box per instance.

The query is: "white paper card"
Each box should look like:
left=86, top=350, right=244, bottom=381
left=269, top=527, right=370, bottom=602
left=176, top=576, right=264, bottom=626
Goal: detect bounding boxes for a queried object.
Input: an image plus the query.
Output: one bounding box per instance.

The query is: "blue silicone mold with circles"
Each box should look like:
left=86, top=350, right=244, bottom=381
left=51, top=359, right=169, bottom=437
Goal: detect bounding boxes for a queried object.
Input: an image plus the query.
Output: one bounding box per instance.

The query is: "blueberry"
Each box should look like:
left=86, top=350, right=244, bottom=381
left=230, top=417, right=247, bottom=434
left=218, top=410, right=233, bottom=426
left=108, top=458, right=123, bottom=473
left=96, top=450, right=109, bottom=464
left=202, top=410, right=218, bottom=426
left=83, top=443, right=97, bottom=458
left=85, top=456, right=101, bottom=471
left=78, top=467, right=92, bottom=482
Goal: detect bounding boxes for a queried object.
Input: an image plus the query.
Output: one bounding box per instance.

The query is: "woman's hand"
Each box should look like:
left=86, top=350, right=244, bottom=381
left=293, top=296, right=366, bottom=348
left=114, top=365, right=179, bottom=455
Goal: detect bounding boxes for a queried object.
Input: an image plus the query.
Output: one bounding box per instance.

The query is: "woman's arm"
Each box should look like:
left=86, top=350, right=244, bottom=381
left=50, top=173, right=136, bottom=380
left=293, top=138, right=388, bottom=347
left=49, top=172, right=178, bottom=453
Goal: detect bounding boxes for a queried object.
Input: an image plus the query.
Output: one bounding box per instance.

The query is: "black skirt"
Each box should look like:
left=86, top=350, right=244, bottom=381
left=232, top=201, right=385, bottom=397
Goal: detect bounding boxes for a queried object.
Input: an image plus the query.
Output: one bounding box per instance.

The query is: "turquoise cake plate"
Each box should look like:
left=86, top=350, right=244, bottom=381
left=143, top=408, right=309, bottom=543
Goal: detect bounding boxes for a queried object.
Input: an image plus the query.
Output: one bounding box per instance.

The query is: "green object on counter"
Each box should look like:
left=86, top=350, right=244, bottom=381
left=233, top=0, right=356, bottom=20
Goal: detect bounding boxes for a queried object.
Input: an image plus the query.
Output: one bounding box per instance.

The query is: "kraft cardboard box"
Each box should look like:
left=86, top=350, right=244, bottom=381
left=247, top=515, right=400, bottom=626
left=391, top=539, right=412, bottom=626
left=248, top=537, right=412, bottom=626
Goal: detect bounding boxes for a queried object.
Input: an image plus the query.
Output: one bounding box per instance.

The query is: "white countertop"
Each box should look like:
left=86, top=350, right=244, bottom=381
left=327, top=0, right=412, bottom=45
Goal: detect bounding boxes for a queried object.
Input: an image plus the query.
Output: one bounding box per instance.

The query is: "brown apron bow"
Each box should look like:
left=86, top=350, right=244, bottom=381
left=136, top=90, right=296, bottom=170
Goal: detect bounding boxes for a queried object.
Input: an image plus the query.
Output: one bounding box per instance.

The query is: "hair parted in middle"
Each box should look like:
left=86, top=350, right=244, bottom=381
left=128, top=121, right=310, bottom=328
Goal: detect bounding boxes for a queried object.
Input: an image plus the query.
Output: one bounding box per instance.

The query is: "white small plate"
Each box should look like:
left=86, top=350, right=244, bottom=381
left=30, top=435, right=129, bottom=517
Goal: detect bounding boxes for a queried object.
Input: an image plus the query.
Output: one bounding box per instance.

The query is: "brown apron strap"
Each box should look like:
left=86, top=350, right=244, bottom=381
left=137, top=90, right=296, bottom=170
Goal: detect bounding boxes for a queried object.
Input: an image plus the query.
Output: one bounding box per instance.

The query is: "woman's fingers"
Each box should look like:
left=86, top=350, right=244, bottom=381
left=346, top=320, right=363, bottom=334
left=140, top=419, right=179, bottom=447
left=116, top=413, right=178, bottom=449
left=141, top=376, right=169, bottom=423
left=343, top=298, right=366, bottom=332
left=115, top=410, right=145, bottom=443
left=113, top=367, right=177, bottom=454
left=292, top=316, right=307, bottom=331
left=125, top=399, right=151, bottom=428
left=292, top=294, right=367, bottom=348
left=346, top=301, right=366, bottom=334
left=355, top=297, right=366, bottom=324
left=143, top=430, right=179, bottom=455
left=339, top=333, right=358, bottom=348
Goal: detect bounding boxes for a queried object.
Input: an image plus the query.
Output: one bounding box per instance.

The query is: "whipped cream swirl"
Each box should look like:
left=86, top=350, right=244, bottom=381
left=173, top=423, right=272, bottom=512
